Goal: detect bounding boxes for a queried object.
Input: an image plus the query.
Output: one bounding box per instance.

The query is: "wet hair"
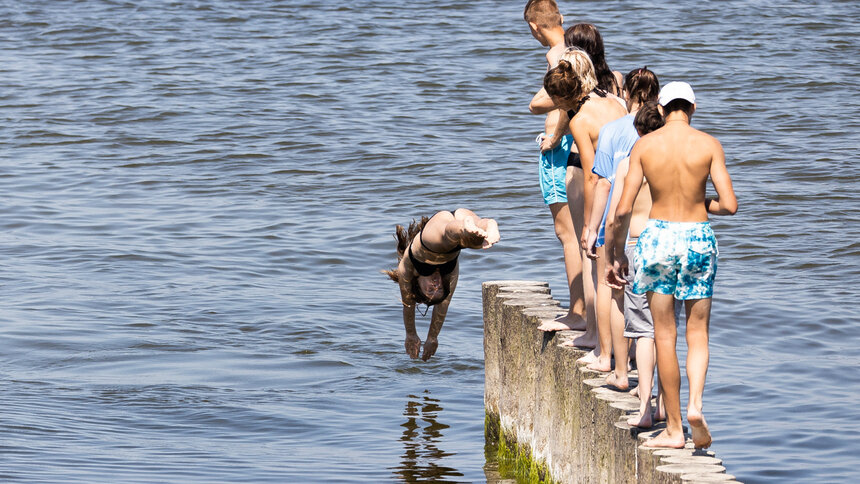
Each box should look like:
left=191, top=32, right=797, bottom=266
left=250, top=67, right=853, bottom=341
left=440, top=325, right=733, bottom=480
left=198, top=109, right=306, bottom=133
left=523, top=0, right=562, bottom=29
left=624, top=66, right=660, bottom=107
left=543, top=47, right=597, bottom=110
left=382, top=216, right=452, bottom=307
left=633, top=101, right=665, bottom=136
left=564, top=23, right=620, bottom=96
left=663, top=98, right=695, bottom=117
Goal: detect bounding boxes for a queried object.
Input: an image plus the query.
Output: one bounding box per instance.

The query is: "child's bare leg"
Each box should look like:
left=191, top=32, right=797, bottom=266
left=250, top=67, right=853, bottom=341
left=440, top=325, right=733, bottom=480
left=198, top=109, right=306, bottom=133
left=642, top=292, right=685, bottom=448
left=566, top=166, right=597, bottom=347
left=628, top=337, right=654, bottom=427
left=577, top=243, right=598, bottom=349
left=587, top=248, right=612, bottom=371
left=685, top=297, right=713, bottom=448
left=605, top=286, right=629, bottom=389
left=538, top=202, right=586, bottom=332
left=654, top=381, right=666, bottom=421
left=452, top=208, right=478, bottom=221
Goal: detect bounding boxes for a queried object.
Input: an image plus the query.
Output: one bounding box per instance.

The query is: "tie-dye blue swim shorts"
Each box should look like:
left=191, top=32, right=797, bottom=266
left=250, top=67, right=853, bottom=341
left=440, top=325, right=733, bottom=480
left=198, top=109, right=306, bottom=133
left=633, top=219, right=719, bottom=300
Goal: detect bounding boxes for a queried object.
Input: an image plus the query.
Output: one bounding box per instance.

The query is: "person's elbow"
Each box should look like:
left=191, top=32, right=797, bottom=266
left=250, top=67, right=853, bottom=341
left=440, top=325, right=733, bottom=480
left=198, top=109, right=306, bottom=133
left=529, top=100, right=551, bottom=115
left=725, top=199, right=738, bottom=215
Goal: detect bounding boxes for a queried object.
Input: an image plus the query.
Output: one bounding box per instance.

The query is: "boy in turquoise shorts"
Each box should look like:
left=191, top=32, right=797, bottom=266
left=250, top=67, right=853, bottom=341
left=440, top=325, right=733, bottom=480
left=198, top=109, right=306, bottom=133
left=524, top=0, right=587, bottom=331
left=605, top=82, right=738, bottom=449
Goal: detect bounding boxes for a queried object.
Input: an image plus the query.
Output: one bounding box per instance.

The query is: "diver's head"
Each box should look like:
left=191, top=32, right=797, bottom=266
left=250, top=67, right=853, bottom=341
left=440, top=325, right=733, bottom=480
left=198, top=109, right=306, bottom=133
left=417, top=271, right=447, bottom=305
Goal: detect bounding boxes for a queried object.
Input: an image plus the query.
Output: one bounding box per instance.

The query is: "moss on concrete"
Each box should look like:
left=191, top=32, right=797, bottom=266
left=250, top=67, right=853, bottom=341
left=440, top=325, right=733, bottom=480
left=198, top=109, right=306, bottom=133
left=483, top=281, right=740, bottom=483
left=486, top=412, right=557, bottom=484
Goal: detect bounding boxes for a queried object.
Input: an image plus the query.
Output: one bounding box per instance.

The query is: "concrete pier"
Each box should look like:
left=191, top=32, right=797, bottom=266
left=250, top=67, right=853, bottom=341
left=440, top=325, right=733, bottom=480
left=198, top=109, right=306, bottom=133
left=483, top=280, right=741, bottom=484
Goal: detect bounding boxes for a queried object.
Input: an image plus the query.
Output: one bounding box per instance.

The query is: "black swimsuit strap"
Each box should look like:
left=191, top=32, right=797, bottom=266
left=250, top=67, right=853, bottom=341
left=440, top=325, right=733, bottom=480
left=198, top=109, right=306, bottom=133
left=419, top=229, right=461, bottom=255
left=567, top=89, right=608, bottom=119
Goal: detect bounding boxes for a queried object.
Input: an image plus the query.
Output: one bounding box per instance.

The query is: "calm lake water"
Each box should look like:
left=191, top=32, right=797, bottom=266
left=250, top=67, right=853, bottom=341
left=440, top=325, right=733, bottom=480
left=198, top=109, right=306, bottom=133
left=1, top=1, right=858, bottom=482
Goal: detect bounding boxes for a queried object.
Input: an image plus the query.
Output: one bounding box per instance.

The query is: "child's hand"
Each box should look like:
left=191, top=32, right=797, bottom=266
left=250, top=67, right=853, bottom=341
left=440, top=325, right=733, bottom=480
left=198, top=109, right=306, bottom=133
left=539, top=134, right=558, bottom=153
left=405, top=334, right=421, bottom=359
left=421, top=337, right=438, bottom=361
left=584, top=230, right=599, bottom=259
left=605, top=256, right=629, bottom=290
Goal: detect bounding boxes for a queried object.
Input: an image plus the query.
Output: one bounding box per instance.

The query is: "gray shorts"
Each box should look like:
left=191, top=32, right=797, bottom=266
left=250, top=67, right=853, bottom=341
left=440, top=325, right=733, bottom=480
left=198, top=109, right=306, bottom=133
left=624, top=237, right=683, bottom=339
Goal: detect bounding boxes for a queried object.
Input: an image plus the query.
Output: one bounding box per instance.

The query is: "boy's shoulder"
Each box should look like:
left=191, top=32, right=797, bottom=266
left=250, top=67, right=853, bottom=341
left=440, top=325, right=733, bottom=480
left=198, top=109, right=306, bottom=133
left=688, top=125, right=722, bottom=149
left=546, top=42, right=566, bottom=67
left=633, top=129, right=663, bottom=151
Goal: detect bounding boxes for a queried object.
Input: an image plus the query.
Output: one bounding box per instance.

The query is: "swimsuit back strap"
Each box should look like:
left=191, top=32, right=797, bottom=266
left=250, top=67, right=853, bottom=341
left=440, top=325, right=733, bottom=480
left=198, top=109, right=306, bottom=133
left=419, top=229, right=460, bottom=255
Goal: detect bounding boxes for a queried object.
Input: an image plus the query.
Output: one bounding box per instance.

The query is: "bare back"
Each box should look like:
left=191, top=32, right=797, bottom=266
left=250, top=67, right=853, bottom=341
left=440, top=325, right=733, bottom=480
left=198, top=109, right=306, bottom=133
left=572, top=94, right=628, bottom=149
left=634, top=122, right=722, bottom=223
left=608, top=157, right=652, bottom=238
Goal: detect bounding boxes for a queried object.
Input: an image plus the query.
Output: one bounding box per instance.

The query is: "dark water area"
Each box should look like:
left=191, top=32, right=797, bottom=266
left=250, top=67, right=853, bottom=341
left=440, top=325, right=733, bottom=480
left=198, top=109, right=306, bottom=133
left=0, top=0, right=858, bottom=482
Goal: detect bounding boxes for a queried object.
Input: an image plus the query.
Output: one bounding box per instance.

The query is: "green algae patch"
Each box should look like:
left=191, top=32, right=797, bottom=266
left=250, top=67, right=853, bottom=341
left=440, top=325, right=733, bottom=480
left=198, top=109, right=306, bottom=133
left=485, top=412, right=557, bottom=484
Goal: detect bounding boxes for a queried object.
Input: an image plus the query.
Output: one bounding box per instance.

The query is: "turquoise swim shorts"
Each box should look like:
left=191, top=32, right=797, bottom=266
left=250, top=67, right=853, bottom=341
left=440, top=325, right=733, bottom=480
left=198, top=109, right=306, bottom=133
left=633, top=219, right=719, bottom=300
left=537, top=133, right=573, bottom=205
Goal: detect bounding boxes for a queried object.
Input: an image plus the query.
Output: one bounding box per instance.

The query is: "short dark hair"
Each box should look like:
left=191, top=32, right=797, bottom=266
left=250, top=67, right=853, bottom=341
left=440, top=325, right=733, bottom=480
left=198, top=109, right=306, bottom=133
left=662, top=98, right=694, bottom=117
left=634, top=101, right=664, bottom=136
left=524, top=0, right=562, bottom=28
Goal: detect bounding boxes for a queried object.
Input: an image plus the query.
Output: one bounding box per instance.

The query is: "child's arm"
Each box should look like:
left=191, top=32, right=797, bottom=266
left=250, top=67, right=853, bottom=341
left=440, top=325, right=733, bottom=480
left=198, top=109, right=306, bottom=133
left=603, top=159, right=629, bottom=287
left=584, top=178, right=610, bottom=258
left=707, top=140, right=737, bottom=215
left=397, top=258, right=421, bottom=358
left=529, top=87, right=556, bottom=114
left=606, top=149, right=644, bottom=289
left=424, top=271, right=459, bottom=361
left=572, top=116, right=598, bottom=225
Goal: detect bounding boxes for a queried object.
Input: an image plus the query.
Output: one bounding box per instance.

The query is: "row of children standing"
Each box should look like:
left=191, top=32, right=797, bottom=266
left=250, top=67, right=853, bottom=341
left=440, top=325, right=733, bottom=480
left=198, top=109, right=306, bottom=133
left=522, top=0, right=737, bottom=449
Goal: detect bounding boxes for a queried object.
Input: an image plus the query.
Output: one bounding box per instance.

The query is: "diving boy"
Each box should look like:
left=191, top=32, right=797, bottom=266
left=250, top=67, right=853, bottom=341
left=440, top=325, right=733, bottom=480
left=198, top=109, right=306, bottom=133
left=606, top=82, right=737, bottom=449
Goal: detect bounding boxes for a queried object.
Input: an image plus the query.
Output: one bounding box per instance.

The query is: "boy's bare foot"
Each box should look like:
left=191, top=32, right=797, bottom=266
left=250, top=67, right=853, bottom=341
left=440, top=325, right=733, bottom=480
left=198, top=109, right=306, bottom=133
left=629, top=386, right=639, bottom=397
left=654, top=405, right=666, bottom=422
left=627, top=409, right=653, bottom=428
left=484, top=220, right=501, bottom=247
left=572, top=332, right=597, bottom=348
left=405, top=334, right=421, bottom=359
left=538, top=313, right=586, bottom=332
left=687, top=408, right=712, bottom=449
left=642, top=429, right=686, bottom=448
left=575, top=349, right=598, bottom=365
left=586, top=355, right=612, bottom=372
left=605, top=371, right=629, bottom=391
left=464, top=217, right=494, bottom=248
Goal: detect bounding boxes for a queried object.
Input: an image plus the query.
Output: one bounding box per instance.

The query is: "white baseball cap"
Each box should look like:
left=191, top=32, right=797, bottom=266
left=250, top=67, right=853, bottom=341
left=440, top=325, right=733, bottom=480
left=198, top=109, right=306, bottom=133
left=658, top=81, right=696, bottom=106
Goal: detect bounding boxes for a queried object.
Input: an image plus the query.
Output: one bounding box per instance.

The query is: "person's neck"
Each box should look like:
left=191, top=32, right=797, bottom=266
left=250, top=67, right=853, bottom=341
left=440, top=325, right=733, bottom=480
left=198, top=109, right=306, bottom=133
left=627, top=100, right=641, bottom=114
left=664, top=111, right=691, bottom=124
left=544, top=27, right=565, bottom=49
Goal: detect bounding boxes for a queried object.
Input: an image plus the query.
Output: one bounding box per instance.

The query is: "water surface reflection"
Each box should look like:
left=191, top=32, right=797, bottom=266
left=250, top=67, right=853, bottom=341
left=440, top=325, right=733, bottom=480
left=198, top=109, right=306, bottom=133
left=392, top=392, right=464, bottom=483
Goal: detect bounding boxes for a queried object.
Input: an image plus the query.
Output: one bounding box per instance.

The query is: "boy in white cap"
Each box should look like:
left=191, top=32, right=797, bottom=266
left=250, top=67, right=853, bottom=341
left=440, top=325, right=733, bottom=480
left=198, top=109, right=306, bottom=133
left=605, top=81, right=738, bottom=449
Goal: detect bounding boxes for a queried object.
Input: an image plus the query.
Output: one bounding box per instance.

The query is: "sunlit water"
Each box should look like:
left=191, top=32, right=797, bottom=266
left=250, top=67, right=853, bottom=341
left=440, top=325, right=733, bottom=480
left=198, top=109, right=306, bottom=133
left=0, top=1, right=858, bottom=482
